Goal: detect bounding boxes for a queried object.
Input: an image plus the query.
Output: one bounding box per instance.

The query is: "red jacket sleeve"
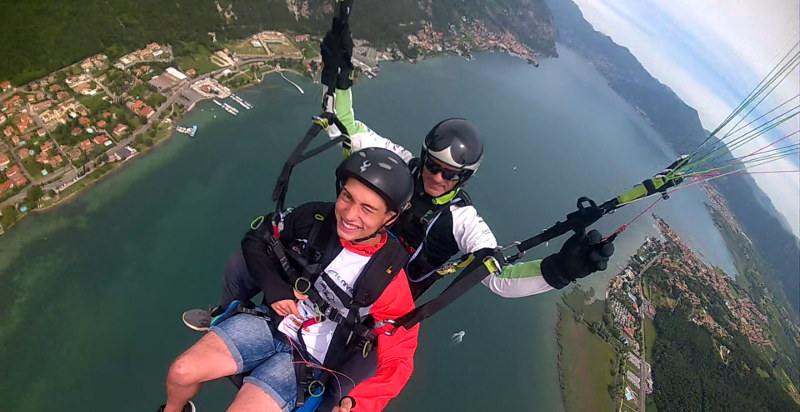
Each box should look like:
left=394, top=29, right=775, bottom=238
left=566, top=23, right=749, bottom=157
left=347, top=269, right=419, bottom=411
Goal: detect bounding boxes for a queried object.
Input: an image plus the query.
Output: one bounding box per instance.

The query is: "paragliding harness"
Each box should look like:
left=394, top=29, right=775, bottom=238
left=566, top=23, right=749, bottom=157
left=394, top=163, right=475, bottom=286
left=265, top=0, right=695, bottom=402
left=373, top=156, right=692, bottom=334
left=248, top=203, right=410, bottom=408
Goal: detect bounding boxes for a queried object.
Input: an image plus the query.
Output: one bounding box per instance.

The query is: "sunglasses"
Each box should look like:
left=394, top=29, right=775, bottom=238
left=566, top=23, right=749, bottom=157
left=423, top=156, right=469, bottom=181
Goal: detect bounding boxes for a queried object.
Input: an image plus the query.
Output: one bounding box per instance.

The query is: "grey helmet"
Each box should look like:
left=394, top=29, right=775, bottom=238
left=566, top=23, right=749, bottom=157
left=336, top=147, right=414, bottom=212
left=422, top=118, right=483, bottom=181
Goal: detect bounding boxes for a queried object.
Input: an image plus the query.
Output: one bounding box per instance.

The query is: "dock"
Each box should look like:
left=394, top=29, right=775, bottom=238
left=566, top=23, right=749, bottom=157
left=278, top=69, right=304, bottom=94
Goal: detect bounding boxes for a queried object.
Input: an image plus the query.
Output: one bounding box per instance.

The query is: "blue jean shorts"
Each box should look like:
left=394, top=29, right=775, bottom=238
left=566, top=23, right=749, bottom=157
left=211, top=313, right=298, bottom=411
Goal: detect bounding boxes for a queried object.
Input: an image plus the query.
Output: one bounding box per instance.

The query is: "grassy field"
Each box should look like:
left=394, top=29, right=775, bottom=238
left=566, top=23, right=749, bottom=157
left=644, top=317, right=656, bottom=363
left=558, top=303, right=617, bottom=412
left=174, top=51, right=219, bottom=75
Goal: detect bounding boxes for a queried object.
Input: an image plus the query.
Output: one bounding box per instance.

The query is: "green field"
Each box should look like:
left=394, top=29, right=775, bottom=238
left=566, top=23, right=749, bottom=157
left=558, top=303, right=617, bottom=412
left=174, top=45, right=220, bottom=75
left=643, top=317, right=656, bottom=363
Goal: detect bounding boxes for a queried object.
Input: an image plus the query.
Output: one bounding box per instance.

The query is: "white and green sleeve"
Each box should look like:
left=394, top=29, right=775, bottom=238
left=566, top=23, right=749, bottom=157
left=482, top=260, right=555, bottom=298
left=327, top=88, right=415, bottom=163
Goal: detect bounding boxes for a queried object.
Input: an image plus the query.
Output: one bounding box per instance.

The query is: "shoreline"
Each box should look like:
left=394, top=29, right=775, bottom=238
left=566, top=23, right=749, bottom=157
left=0, top=49, right=539, bottom=235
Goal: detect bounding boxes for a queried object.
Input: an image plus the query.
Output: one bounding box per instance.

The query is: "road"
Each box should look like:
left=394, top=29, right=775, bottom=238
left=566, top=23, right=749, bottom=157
left=636, top=253, right=662, bottom=412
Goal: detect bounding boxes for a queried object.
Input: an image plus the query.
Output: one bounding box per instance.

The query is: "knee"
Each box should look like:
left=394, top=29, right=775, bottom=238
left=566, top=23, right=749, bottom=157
left=168, top=356, right=202, bottom=387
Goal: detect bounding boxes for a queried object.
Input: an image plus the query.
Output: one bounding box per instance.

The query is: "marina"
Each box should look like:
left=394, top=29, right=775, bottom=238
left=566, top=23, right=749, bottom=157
left=230, top=94, right=253, bottom=110
left=213, top=99, right=239, bottom=116
left=176, top=125, right=198, bottom=138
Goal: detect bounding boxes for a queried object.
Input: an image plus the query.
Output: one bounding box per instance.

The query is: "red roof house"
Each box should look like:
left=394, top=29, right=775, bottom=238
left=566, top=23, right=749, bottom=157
left=93, top=135, right=109, bottom=145
left=80, top=139, right=94, bottom=152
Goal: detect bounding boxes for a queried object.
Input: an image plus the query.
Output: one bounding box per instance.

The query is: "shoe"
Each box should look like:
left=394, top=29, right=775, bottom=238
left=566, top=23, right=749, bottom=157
left=182, top=308, right=213, bottom=331
left=157, top=400, right=196, bottom=412
left=182, top=301, right=240, bottom=331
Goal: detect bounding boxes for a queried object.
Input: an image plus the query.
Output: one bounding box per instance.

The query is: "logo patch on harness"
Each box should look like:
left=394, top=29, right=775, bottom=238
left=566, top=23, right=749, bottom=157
left=360, top=160, right=371, bottom=172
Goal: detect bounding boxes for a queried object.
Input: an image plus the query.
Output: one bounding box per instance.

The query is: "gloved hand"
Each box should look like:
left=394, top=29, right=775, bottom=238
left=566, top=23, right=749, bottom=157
left=320, top=19, right=354, bottom=89
left=320, top=25, right=341, bottom=88
left=336, top=23, right=354, bottom=89
left=541, top=229, right=614, bottom=289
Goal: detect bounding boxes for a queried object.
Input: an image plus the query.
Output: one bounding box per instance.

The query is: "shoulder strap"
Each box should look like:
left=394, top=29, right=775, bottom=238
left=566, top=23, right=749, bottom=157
left=351, top=237, right=410, bottom=307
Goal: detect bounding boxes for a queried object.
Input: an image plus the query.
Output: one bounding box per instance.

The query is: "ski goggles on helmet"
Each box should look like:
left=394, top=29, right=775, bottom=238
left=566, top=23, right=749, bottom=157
left=423, top=155, right=470, bottom=181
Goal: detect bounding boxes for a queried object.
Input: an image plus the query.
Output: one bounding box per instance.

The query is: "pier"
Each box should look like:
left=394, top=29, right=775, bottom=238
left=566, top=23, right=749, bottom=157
left=277, top=65, right=304, bottom=94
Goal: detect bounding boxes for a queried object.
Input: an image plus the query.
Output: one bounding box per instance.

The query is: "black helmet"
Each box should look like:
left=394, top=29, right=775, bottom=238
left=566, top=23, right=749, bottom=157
left=336, top=147, right=414, bottom=212
left=422, top=118, right=483, bottom=181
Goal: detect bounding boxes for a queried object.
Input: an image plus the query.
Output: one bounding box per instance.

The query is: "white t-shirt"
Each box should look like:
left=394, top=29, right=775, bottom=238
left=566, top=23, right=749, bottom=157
left=277, top=247, right=372, bottom=363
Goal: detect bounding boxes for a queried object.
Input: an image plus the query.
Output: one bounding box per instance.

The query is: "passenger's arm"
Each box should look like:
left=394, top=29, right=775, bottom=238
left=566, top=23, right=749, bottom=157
left=347, top=270, right=418, bottom=411
left=328, top=88, right=415, bottom=163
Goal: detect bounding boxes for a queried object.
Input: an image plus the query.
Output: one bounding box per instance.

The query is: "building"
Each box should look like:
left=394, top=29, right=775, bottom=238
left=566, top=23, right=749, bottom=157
left=93, top=135, right=110, bottom=146
left=113, top=124, right=129, bottom=136
left=0, top=154, right=9, bottom=167
left=80, top=140, right=94, bottom=152
left=49, top=155, right=63, bottom=167
left=68, top=147, right=82, bottom=161
left=139, top=106, right=154, bottom=118
left=113, top=146, right=137, bottom=161
left=0, top=80, right=11, bottom=91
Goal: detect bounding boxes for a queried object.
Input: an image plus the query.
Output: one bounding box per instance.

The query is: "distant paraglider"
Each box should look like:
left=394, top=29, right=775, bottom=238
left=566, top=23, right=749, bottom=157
left=450, top=330, right=466, bottom=345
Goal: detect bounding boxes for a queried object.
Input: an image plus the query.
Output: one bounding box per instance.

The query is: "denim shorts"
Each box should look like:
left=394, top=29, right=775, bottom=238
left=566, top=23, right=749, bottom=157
left=211, top=313, right=298, bottom=412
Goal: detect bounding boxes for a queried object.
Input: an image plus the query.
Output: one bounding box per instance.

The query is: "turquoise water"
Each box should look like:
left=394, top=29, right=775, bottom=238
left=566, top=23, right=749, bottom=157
left=0, top=46, right=736, bottom=411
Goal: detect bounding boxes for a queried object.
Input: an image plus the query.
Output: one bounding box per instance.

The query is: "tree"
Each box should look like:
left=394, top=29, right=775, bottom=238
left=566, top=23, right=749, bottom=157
left=26, top=185, right=44, bottom=202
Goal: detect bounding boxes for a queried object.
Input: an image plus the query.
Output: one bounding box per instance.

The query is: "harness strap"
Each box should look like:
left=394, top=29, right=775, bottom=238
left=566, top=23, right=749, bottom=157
left=393, top=248, right=503, bottom=331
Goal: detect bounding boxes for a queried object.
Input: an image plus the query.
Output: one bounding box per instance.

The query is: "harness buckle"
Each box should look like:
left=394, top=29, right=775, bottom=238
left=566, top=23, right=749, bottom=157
left=294, top=277, right=312, bottom=294
left=372, top=319, right=396, bottom=336
left=499, top=241, right=524, bottom=264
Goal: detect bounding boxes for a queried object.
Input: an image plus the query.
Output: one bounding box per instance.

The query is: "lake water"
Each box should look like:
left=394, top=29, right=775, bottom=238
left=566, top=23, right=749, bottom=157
left=0, top=45, right=737, bottom=411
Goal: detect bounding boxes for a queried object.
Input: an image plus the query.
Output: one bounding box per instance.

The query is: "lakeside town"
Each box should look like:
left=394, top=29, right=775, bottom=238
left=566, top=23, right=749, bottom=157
left=0, top=20, right=538, bottom=234
left=557, top=184, right=800, bottom=411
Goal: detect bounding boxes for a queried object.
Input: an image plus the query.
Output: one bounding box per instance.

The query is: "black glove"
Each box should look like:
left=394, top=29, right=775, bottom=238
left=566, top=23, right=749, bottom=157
left=320, top=27, right=341, bottom=88
left=320, top=20, right=354, bottom=90
left=541, top=229, right=615, bottom=289
left=336, top=23, right=354, bottom=89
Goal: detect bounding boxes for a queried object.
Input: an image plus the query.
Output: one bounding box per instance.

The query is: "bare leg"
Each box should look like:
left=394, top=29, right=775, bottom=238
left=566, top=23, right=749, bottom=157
left=227, top=382, right=284, bottom=412
left=164, top=332, right=239, bottom=412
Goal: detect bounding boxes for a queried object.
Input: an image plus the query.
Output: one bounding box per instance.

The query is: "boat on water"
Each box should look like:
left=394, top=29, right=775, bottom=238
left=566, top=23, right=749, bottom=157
left=176, top=125, right=198, bottom=138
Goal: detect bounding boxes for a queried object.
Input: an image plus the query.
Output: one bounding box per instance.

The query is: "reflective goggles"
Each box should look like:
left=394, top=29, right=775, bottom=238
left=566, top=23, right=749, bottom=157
left=423, top=156, right=470, bottom=181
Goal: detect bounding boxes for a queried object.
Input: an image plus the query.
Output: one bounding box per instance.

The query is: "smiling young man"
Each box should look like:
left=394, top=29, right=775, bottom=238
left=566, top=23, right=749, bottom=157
left=159, top=148, right=419, bottom=412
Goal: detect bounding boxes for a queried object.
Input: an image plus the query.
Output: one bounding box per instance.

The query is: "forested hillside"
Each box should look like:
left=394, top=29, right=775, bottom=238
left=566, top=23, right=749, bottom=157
left=1, top=0, right=555, bottom=85
left=653, top=309, right=797, bottom=411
